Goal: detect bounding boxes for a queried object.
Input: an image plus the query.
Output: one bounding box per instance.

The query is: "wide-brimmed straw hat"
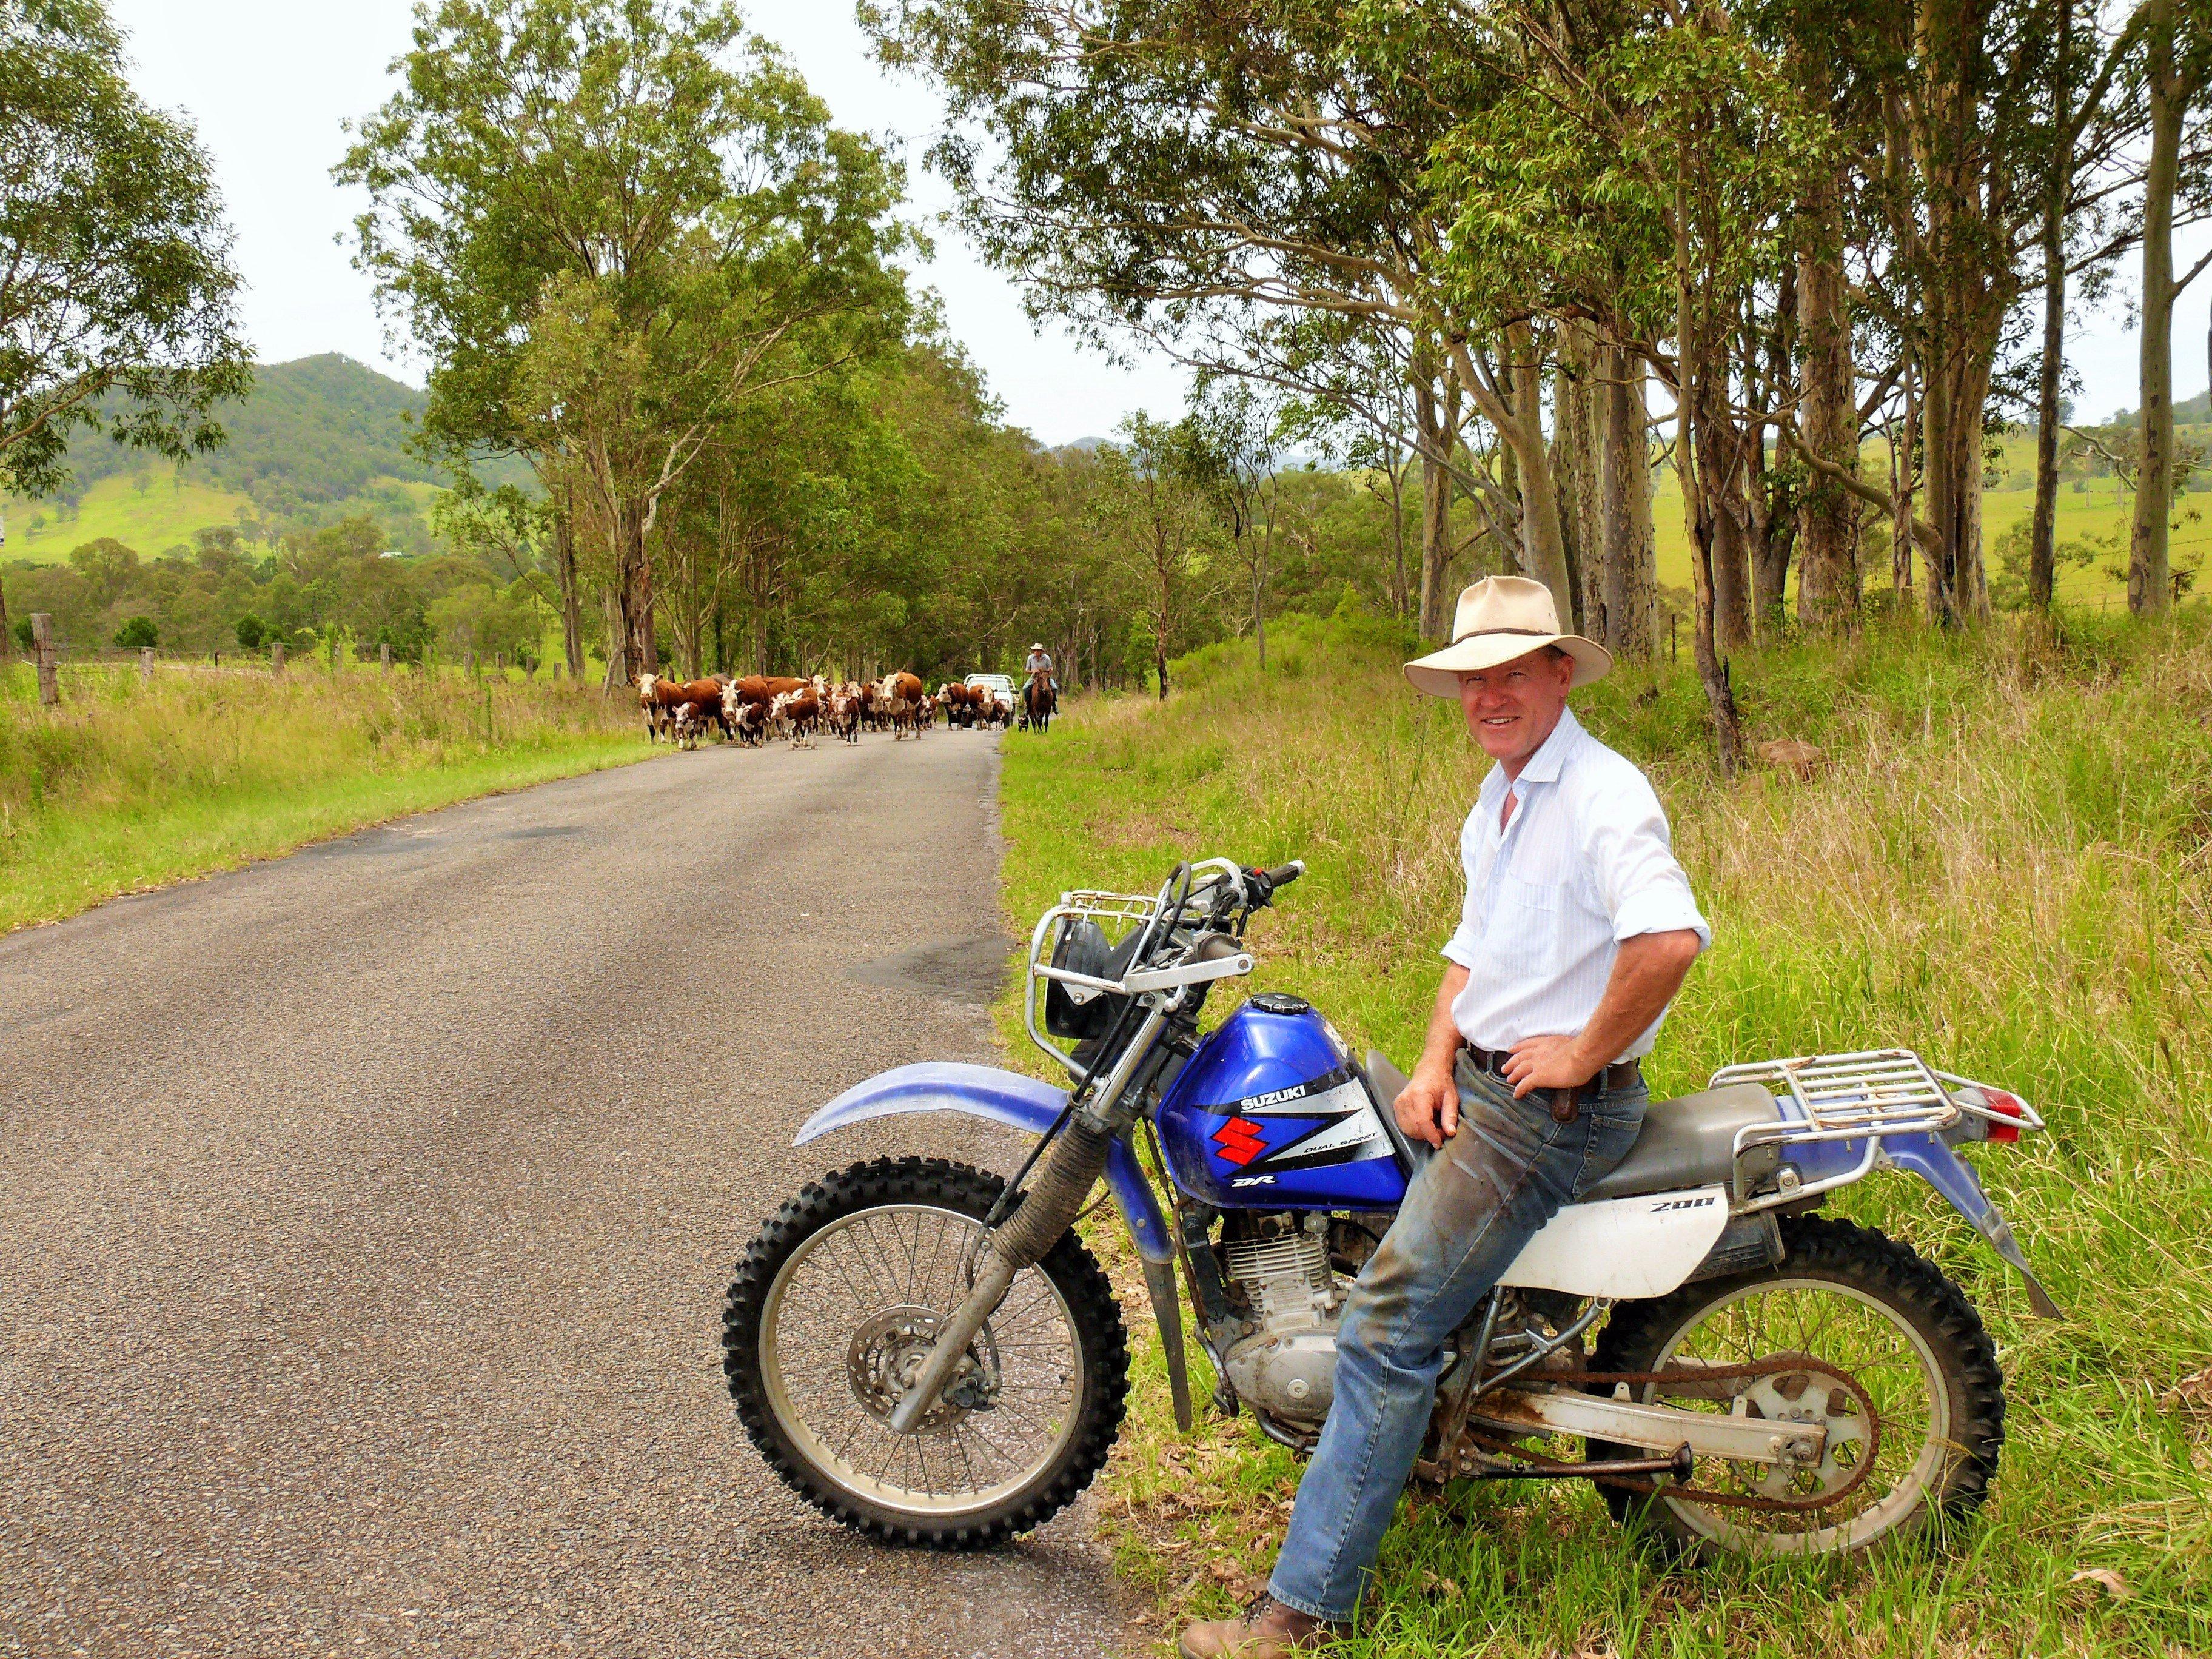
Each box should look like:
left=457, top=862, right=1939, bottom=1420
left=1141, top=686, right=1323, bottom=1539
left=1403, top=575, right=1612, bottom=699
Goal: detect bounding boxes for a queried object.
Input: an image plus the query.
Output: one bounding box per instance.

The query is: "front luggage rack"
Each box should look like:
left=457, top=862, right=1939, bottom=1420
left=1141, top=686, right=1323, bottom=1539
left=1021, top=860, right=1257, bottom=1081
left=1023, top=888, right=1162, bottom=1080
left=1712, top=1048, right=2044, bottom=1213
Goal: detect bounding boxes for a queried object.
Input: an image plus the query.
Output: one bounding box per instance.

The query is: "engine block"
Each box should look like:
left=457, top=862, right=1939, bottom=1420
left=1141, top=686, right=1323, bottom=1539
left=1220, top=1220, right=1344, bottom=1426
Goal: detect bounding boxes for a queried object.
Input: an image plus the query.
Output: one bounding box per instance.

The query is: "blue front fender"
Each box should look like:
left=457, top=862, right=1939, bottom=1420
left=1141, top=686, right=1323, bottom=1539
left=794, top=1062, right=1175, bottom=1265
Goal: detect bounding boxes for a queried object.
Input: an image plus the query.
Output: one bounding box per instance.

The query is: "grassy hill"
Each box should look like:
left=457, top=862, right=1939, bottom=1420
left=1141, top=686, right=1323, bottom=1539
left=1, top=355, right=521, bottom=565
left=999, top=612, right=2212, bottom=1656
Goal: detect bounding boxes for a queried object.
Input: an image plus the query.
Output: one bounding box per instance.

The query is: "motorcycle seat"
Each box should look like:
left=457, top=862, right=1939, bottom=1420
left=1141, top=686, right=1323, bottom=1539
left=1581, top=1084, right=1782, bottom=1201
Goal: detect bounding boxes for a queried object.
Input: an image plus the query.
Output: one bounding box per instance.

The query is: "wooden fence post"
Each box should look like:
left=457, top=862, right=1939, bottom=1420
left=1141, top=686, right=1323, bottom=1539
left=31, top=613, right=57, bottom=706
left=140, top=646, right=155, bottom=684
left=380, top=643, right=391, bottom=673
left=270, top=640, right=284, bottom=676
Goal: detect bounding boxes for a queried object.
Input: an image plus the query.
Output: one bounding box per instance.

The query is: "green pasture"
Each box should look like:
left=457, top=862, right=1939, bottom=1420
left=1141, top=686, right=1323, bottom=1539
left=2, top=471, right=266, bottom=562
left=1648, top=426, right=2212, bottom=611
left=996, top=611, right=2212, bottom=1657
left=0, top=660, right=648, bottom=933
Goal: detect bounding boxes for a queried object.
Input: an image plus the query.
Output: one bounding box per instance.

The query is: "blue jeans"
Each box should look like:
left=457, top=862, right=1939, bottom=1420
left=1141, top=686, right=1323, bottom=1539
left=1267, top=1063, right=1647, bottom=1623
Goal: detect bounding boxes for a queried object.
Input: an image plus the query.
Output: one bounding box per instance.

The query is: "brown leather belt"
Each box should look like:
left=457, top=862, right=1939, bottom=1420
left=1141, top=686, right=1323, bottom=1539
left=1459, top=1045, right=1642, bottom=1125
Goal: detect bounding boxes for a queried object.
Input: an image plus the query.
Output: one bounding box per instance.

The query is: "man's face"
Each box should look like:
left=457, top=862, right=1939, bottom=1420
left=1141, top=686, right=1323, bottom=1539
left=1457, top=648, right=1574, bottom=768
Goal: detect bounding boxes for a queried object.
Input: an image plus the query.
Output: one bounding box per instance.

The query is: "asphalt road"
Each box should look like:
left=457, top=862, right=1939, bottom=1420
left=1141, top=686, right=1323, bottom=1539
left=0, top=729, right=1138, bottom=1659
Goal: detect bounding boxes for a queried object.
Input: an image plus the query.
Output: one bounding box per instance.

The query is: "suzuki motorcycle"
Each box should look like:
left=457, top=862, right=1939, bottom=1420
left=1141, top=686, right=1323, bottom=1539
left=723, top=857, right=2057, bottom=1558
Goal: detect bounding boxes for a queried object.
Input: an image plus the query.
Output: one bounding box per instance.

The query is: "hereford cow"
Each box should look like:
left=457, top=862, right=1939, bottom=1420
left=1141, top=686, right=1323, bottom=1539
left=667, top=677, right=732, bottom=740
left=932, top=681, right=971, bottom=728
left=638, top=672, right=689, bottom=742
left=731, top=699, right=768, bottom=746
left=772, top=687, right=823, bottom=748
left=825, top=682, right=863, bottom=744
left=877, top=671, right=926, bottom=740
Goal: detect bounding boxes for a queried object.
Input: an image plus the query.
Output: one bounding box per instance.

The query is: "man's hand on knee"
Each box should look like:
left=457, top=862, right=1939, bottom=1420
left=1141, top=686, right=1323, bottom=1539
left=1396, top=1065, right=1459, bottom=1148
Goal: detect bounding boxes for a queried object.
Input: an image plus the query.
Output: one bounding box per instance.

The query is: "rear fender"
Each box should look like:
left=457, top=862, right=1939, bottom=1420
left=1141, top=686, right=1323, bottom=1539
left=1882, top=1132, right=2063, bottom=1318
left=794, top=1061, right=1174, bottom=1265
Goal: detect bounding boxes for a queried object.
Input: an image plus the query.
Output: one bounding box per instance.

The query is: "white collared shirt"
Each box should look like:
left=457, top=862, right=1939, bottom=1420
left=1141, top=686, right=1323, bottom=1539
left=1441, top=705, right=1710, bottom=1061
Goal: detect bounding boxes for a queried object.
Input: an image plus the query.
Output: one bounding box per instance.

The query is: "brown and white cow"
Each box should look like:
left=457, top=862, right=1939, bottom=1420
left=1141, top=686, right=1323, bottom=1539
left=822, top=682, right=862, bottom=744
left=877, top=671, right=926, bottom=740
left=638, top=672, right=689, bottom=742
left=771, top=687, right=823, bottom=748
left=730, top=698, right=769, bottom=746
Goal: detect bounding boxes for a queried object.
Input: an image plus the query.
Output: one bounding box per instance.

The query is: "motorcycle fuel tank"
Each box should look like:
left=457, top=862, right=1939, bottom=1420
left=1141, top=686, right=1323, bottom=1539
left=1157, top=994, right=1409, bottom=1208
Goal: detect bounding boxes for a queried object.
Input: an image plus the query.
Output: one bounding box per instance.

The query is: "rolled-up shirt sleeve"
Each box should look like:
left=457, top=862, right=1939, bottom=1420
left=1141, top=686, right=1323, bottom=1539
left=1589, top=780, right=1711, bottom=948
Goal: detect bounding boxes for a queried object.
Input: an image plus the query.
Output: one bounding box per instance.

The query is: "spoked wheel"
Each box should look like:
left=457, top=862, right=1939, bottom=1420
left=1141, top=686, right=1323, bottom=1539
left=723, top=1156, right=1128, bottom=1547
left=1591, top=1216, right=2005, bottom=1559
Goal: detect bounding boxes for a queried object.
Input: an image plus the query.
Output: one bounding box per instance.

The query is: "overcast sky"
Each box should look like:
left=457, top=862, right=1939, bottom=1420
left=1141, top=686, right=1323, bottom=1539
left=109, top=0, right=2207, bottom=444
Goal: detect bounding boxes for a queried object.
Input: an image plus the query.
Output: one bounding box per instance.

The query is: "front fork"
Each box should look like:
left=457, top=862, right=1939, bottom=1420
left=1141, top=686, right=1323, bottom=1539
left=886, top=997, right=1179, bottom=1434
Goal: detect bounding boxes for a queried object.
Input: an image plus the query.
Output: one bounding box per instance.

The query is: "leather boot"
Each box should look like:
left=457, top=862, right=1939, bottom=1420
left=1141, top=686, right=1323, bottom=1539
left=1176, top=1594, right=1346, bottom=1658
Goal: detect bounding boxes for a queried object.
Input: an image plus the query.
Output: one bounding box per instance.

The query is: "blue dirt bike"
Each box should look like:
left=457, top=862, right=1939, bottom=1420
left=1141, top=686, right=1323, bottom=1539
left=723, top=858, right=2057, bottom=1557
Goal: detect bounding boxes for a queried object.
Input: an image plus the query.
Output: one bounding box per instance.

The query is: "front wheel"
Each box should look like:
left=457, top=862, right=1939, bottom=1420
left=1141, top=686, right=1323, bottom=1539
left=723, top=1156, right=1128, bottom=1547
left=1590, top=1215, right=2005, bottom=1559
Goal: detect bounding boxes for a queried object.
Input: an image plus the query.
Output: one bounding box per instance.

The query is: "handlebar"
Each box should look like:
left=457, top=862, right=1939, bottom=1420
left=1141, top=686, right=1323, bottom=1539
left=1245, top=859, right=1306, bottom=907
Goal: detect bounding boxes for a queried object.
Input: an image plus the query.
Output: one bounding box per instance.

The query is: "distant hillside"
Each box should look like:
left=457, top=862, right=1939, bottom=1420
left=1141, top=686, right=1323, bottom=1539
left=3, top=356, right=528, bottom=565
left=2096, top=385, right=2211, bottom=427
left=57, top=355, right=440, bottom=508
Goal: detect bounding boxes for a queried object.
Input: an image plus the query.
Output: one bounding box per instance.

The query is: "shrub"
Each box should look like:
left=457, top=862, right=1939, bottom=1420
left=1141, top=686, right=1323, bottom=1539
left=113, top=616, right=157, bottom=650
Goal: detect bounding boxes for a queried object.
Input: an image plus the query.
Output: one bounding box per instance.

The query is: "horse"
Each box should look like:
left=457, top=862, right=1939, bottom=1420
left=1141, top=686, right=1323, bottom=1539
left=1021, top=671, right=1057, bottom=734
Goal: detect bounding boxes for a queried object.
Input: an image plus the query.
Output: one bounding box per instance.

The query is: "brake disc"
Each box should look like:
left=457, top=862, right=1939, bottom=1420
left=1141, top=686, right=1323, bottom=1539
left=845, top=1305, right=1002, bottom=1434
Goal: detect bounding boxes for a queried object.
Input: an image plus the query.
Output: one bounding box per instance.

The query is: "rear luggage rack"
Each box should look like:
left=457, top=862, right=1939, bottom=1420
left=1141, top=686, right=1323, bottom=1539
left=1711, top=1048, right=2044, bottom=1213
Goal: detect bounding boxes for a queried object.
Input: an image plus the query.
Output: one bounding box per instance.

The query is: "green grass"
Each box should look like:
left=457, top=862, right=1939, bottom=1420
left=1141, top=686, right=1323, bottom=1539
left=4, top=471, right=266, bottom=560
left=0, top=660, right=650, bottom=932
left=996, top=610, right=2212, bottom=1656
left=0, top=467, right=447, bottom=563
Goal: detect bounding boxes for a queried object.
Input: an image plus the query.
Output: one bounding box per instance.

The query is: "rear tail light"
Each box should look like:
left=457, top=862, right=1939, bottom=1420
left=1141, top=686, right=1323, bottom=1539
left=1980, top=1088, right=2024, bottom=1143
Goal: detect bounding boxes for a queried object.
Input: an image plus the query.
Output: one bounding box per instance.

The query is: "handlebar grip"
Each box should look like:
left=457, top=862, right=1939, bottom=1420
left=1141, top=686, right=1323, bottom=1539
left=1243, top=860, right=1306, bottom=906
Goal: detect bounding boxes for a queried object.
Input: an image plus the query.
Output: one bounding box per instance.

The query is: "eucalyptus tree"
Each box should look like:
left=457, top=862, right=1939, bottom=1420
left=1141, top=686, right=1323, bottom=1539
left=865, top=0, right=1583, bottom=628
left=0, top=0, right=250, bottom=650
left=1430, top=0, right=1851, bottom=765
left=340, top=0, right=907, bottom=677
left=2126, top=0, right=2212, bottom=613
left=2025, top=0, right=2148, bottom=609
left=1094, top=414, right=1226, bottom=699
left=1184, top=380, right=1284, bottom=666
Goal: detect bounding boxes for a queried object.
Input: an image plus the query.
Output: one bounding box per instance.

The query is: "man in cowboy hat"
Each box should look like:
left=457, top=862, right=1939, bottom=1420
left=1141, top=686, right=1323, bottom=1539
left=1023, top=640, right=1056, bottom=694
left=1179, top=577, right=1710, bottom=1659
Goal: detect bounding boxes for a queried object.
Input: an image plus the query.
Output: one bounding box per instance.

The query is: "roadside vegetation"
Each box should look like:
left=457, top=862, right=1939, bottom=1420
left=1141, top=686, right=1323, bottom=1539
left=997, top=610, right=2212, bottom=1657
left=0, top=662, right=642, bottom=934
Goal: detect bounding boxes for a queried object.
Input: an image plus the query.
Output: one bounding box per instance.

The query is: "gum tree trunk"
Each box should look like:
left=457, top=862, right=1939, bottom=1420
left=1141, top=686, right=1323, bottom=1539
left=1672, top=163, right=1745, bottom=774
left=1598, top=343, right=1658, bottom=656
left=1415, top=372, right=1459, bottom=642
left=2028, top=0, right=2076, bottom=612
left=556, top=481, right=585, bottom=679
left=1798, top=196, right=1860, bottom=628
left=2130, top=0, right=2185, bottom=615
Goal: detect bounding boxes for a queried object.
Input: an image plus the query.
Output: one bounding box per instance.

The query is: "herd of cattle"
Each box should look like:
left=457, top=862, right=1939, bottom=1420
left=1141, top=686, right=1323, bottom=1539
left=636, top=671, right=1019, bottom=749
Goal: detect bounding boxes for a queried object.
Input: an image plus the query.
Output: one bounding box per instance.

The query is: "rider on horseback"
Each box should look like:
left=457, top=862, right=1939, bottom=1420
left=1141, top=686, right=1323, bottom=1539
left=1024, top=642, right=1056, bottom=695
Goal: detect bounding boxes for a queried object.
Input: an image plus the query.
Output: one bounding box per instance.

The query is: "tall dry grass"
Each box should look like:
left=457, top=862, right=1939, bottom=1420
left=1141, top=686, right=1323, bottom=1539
left=0, top=659, right=641, bottom=931
left=999, top=609, right=2212, bottom=1655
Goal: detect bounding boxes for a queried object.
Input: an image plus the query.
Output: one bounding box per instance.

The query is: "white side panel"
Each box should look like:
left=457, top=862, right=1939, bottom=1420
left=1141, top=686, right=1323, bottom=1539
left=1499, top=1185, right=1731, bottom=1299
